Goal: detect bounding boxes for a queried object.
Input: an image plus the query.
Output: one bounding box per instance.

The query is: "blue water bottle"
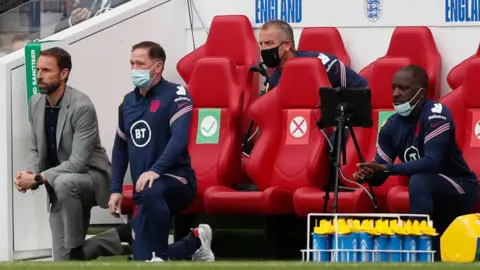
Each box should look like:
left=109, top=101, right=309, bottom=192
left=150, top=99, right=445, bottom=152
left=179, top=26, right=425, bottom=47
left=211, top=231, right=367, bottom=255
left=418, top=220, right=437, bottom=262
left=402, top=235, right=417, bottom=262
left=311, top=220, right=331, bottom=262
left=417, top=235, right=432, bottom=262
left=388, top=220, right=404, bottom=262
left=356, top=232, right=373, bottom=262
left=312, top=232, right=331, bottom=262
left=373, top=235, right=389, bottom=262
left=331, top=233, right=353, bottom=262
left=331, top=219, right=355, bottom=262
left=389, top=234, right=403, bottom=262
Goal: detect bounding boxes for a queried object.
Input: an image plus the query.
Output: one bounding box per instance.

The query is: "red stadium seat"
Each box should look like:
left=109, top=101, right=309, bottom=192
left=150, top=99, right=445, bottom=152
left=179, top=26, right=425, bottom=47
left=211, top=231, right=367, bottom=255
left=176, top=15, right=260, bottom=131
left=387, top=58, right=480, bottom=213
left=120, top=185, right=134, bottom=215
left=359, top=27, right=442, bottom=100
left=447, top=44, right=480, bottom=90
left=183, top=57, right=245, bottom=213
left=203, top=58, right=330, bottom=215
left=294, top=58, right=411, bottom=215
left=120, top=57, right=244, bottom=215
left=297, top=27, right=351, bottom=66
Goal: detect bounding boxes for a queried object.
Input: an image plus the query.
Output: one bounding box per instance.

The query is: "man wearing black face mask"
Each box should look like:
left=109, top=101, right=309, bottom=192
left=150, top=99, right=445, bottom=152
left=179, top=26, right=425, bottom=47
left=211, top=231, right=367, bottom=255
left=245, top=20, right=368, bottom=191
left=353, top=65, right=478, bottom=261
left=258, top=20, right=368, bottom=90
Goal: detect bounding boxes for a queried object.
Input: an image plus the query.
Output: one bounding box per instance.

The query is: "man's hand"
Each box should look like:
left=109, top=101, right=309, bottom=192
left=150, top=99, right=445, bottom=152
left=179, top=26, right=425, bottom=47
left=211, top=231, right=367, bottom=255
left=15, top=171, right=36, bottom=191
left=353, top=160, right=387, bottom=182
left=135, top=171, right=160, bottom=193
left=14, top=171, right=28, bottom=193
left=71, top=8, right=91, bottom=25
left=108, top=193, right=123, bottom=218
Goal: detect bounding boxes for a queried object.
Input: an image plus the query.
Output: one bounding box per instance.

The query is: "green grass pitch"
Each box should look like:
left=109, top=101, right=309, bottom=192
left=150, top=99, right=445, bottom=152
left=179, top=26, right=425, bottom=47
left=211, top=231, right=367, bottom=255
left=0, top=261, right=479, bottom=269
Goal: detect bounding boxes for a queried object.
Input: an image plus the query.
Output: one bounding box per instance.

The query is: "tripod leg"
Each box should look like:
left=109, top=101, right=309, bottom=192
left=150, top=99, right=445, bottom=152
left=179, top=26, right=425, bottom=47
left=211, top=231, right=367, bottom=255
left=341, top=128, right=347, bottom=166
left=322, top=187, right=330, bottom=213
left=331, top=120, right=344, bottom=214
left=347, top=124, right=380, bottom=213
left=322, top=153, right=336, bottom=213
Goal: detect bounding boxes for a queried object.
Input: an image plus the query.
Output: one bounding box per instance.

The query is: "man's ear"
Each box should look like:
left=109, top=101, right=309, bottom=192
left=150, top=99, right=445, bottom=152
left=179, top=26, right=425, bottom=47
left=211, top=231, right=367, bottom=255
left=156, top=62, right=164, bottom=73
left=285, top=40, right=294, bottom=52
left=60, top=69, right=69, bottom=81
left=421, top=87, right=428, bottom=98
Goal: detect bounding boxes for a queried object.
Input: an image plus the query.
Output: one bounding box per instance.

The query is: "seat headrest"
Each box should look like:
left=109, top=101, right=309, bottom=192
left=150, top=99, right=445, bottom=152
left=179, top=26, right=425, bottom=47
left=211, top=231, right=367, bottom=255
left=188, top=57, right=241, bottom=108
left=298, top=27, right=350, bottom=65
left=463, top=58, right=480, bottom=108
left=276, top=58, right=331, bottom=108
left=204, top=15, right=257, bottom=65
left=386, top=27, right=438, bottom=62
left=370, top=57, right=413, bottom=109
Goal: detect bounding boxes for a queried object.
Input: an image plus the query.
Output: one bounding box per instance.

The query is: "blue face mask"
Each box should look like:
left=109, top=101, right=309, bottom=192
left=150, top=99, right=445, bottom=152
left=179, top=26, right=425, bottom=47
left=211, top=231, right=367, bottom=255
left=393, top=88, right=423, bottom=117
left=131, top=64, right=159, bottom=88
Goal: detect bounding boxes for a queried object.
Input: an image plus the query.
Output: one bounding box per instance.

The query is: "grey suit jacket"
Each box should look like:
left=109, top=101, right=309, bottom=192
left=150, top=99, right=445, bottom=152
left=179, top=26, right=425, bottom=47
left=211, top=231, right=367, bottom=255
left=26, top=86, right=111, bottom=209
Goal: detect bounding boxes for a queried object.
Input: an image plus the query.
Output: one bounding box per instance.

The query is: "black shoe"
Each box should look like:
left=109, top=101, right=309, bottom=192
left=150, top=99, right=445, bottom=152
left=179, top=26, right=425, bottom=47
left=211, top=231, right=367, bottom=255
left=69, top=246, right=86, bottom=261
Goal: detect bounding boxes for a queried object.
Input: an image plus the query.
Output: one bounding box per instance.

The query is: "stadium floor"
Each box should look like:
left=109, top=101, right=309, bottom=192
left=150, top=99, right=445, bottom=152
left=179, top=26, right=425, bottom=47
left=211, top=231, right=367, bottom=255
left=0, top=261, right=478, bottom=269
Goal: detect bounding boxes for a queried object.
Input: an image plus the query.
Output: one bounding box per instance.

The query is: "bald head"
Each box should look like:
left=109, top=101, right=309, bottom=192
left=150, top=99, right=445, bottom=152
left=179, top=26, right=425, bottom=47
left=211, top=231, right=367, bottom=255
left=259, top=20, right=295, bottom=49
left=258, top=20, right=296, bottom=68
left=398, top=65, right=429, bottom=89
left=392, top=65, right=429, bottom=108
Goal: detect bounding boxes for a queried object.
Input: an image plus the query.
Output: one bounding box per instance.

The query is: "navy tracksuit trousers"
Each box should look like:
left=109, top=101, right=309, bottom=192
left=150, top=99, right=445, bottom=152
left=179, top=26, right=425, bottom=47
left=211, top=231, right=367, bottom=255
left=409, top=173, right=478, bottom=261
left=131, top=174, right=198, bottom=261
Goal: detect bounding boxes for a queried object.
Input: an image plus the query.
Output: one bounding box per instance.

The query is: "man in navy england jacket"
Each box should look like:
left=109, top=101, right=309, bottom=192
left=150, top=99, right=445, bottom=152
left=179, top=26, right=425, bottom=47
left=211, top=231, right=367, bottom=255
left=109, top=41, right=214, bottom=262
left=354, top=65, right=479, bottom=261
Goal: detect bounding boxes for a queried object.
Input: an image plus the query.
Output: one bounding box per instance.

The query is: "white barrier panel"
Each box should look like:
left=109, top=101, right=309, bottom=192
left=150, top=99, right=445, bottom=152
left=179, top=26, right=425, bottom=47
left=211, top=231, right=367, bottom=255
left=0, top=0, right=187, bottom=261
left=189, top=0, right=480, bottom=27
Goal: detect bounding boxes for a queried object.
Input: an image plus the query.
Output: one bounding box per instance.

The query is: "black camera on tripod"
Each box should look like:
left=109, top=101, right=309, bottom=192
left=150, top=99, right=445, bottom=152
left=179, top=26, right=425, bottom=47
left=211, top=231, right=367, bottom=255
left=316, top=87, right=379, bottom=214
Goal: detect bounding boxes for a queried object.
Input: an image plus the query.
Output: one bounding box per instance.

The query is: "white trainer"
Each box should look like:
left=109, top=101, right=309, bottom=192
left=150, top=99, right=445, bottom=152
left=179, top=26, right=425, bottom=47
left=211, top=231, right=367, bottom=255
left=192, top=224, right=215, bottom=261
left=146, top=252, right=164, bottom=263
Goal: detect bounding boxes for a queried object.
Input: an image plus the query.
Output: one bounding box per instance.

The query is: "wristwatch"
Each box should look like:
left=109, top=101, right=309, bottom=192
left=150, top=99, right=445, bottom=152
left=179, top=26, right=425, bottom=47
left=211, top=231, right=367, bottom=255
left=32, top=174, right=44, bottom=190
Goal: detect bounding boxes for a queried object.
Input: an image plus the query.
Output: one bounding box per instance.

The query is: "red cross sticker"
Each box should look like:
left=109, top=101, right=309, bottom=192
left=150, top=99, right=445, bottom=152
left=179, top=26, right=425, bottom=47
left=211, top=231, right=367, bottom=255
left=470, top=111, right=480, bottom=147
left=290, top=117, right=307, bottom=138
left=286, top=110, right=310, bottom=145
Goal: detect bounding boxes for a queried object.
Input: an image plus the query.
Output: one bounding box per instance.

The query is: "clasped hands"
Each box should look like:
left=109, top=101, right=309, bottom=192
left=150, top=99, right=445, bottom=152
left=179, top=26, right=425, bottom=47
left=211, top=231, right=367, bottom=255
left=14, top=171, right=37, bottom=193
left=353, top=160, right=387, bottom=182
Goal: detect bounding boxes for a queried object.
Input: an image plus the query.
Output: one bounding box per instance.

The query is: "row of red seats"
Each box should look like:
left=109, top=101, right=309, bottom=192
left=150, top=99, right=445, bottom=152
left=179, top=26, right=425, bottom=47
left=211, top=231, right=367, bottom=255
left=120, top=55, right=480, bottom=217
left=122, top=56, right=371, bottom=217
left=119, top=15, right=480, bottom=216
left=177, top=15, right=479, bottom=127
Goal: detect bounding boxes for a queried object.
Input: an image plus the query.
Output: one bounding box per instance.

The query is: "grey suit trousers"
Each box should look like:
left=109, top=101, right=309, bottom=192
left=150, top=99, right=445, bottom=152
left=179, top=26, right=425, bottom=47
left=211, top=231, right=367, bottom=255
left=82, top=225, right=126, bottom=260
left=49, top=172, right=97, bottom=261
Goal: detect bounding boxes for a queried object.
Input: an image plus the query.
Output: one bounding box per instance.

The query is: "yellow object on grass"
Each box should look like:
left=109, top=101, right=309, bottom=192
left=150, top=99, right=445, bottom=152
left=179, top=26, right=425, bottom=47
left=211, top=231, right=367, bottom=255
left=441, top=213, right=480, bottom=262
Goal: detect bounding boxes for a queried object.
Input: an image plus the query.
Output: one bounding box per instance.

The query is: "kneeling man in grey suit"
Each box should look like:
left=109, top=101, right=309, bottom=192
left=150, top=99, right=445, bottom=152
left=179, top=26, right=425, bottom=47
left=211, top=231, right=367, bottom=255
left=15, top=47, right=111, bottom=261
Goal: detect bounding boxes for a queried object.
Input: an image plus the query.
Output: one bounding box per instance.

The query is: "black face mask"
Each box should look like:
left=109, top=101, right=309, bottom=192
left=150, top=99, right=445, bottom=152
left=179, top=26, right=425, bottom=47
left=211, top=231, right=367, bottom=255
left=261, top=40, right=289, bottom=68
left=261, top=45, right=282, bottom=68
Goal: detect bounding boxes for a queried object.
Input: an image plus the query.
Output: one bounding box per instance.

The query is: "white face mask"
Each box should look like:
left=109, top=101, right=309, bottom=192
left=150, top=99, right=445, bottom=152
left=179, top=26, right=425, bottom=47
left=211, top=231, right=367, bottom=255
left=131, top=63, right=160, bottom=88
left=393, top=88, right=424, bottom=117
